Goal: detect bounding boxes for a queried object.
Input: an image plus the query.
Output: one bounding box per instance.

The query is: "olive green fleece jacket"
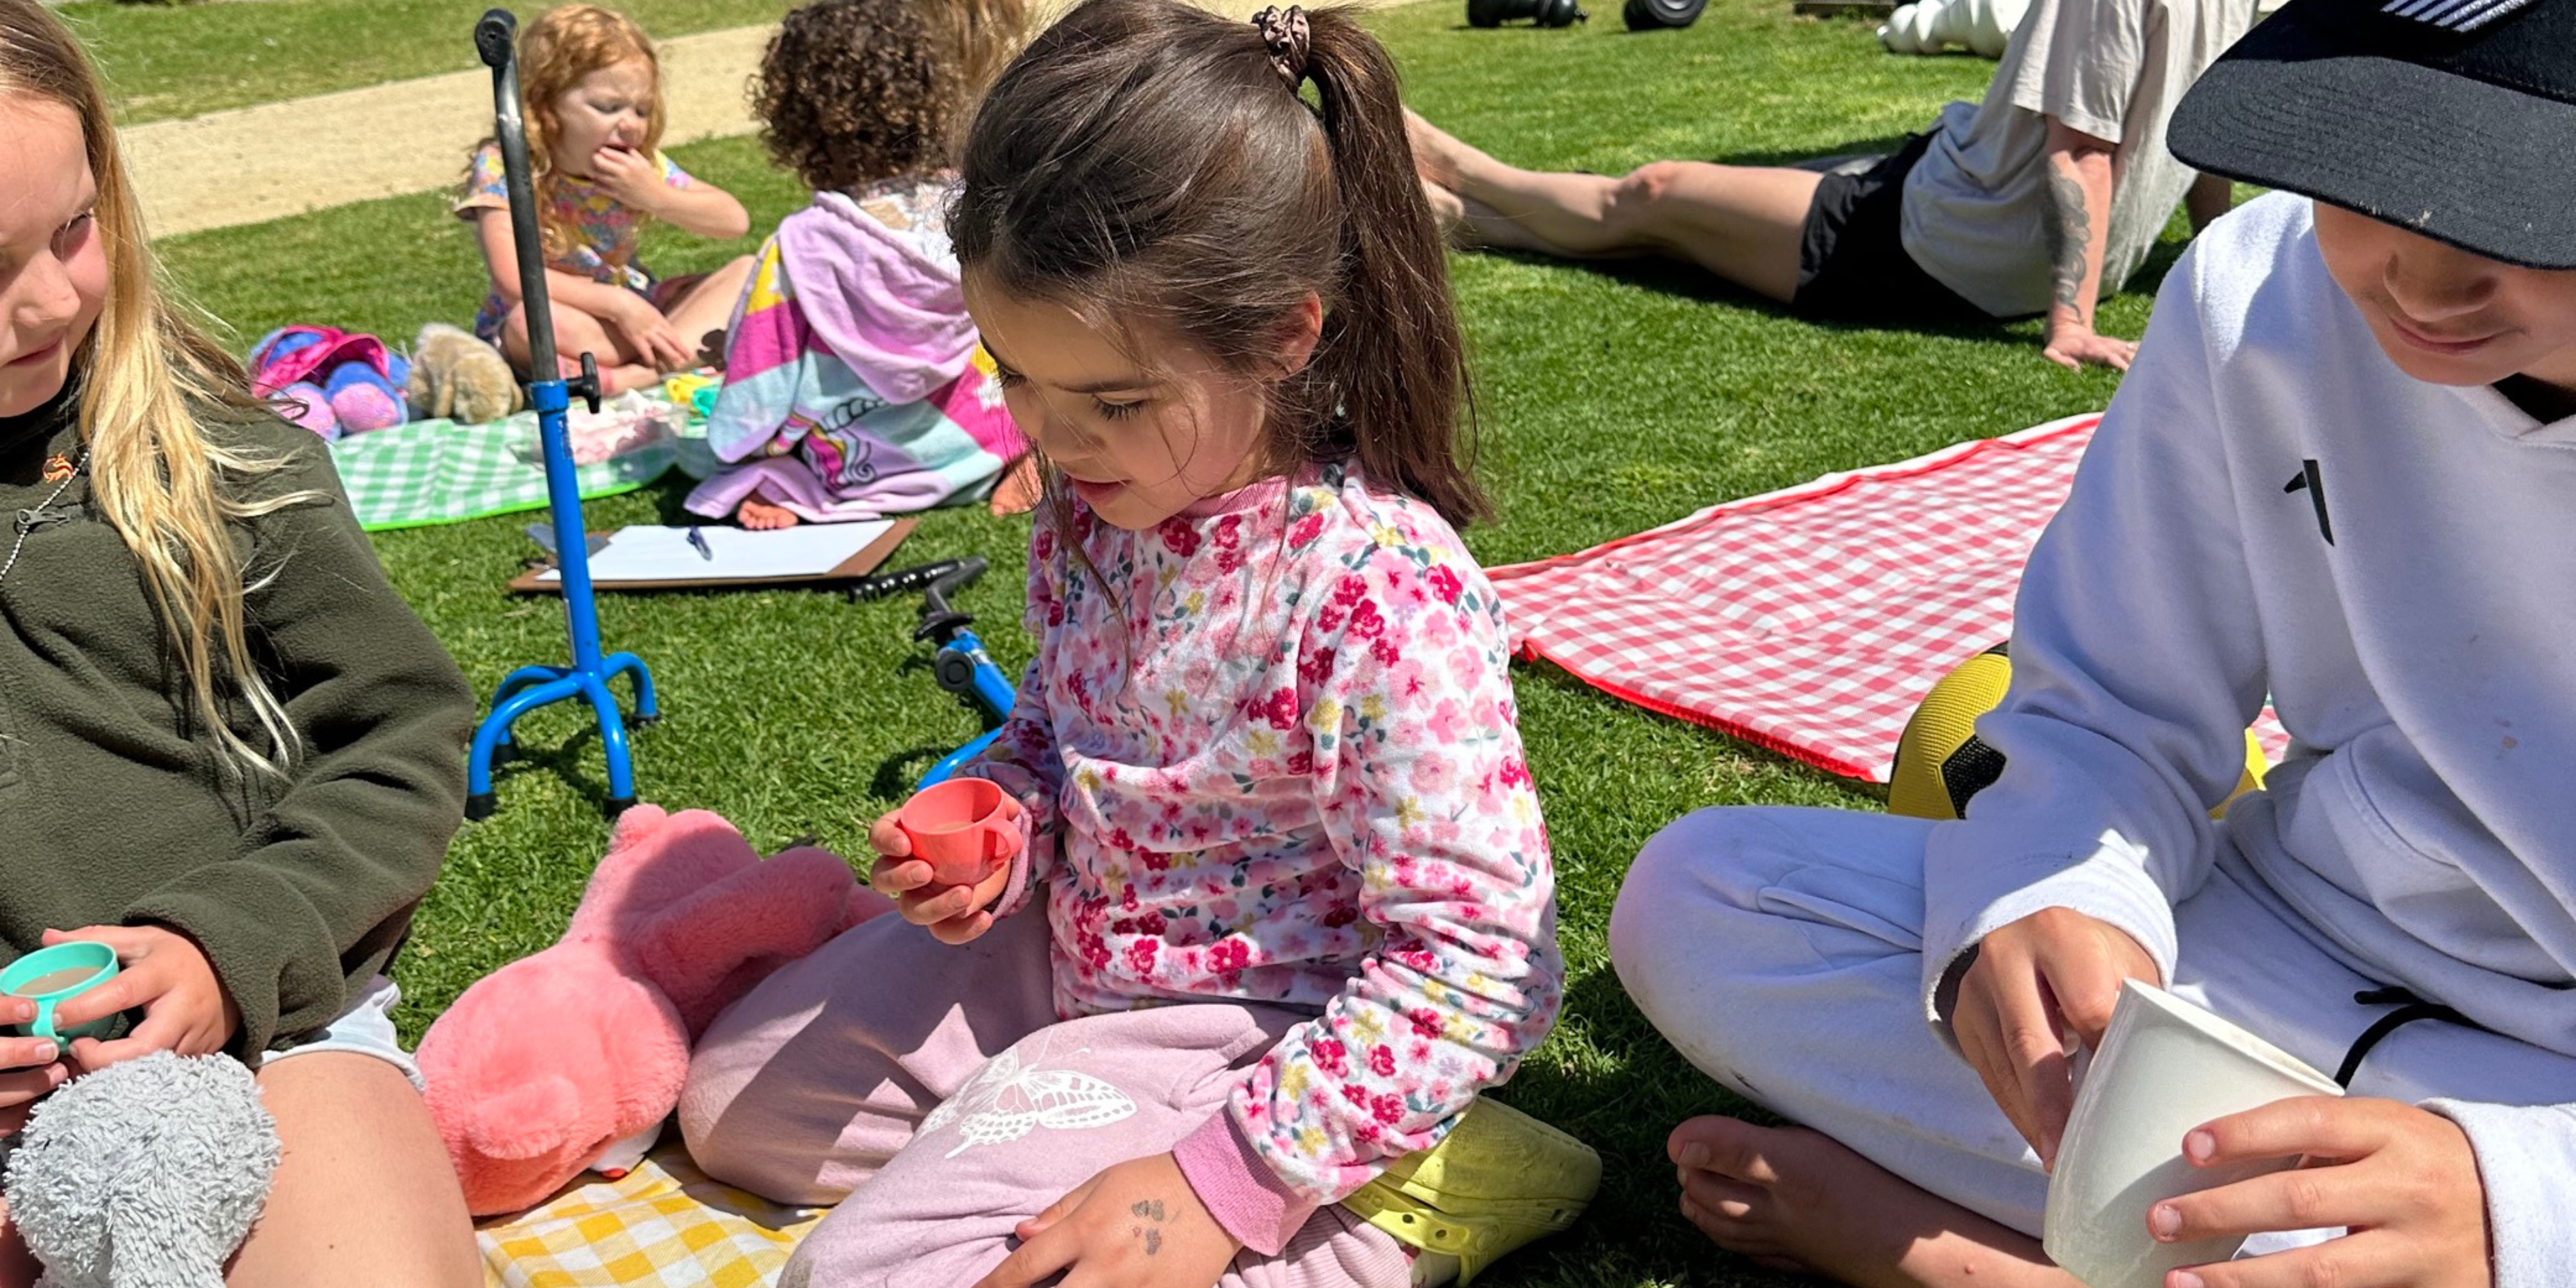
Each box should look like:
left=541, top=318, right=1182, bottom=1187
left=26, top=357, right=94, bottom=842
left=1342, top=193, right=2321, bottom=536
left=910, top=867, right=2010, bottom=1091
left=0, top=389, right=473, bottom=1058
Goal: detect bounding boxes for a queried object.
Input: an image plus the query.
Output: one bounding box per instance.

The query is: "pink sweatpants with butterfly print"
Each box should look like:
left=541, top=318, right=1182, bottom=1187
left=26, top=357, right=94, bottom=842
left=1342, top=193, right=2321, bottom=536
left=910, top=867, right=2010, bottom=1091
left=677, top=906, right=1413, bottom=1288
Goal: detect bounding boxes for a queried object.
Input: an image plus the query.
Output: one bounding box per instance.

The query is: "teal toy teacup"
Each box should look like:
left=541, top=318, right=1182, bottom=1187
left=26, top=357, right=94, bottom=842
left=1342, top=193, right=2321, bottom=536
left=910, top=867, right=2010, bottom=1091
left=1, top=941, right=120, bottom=1054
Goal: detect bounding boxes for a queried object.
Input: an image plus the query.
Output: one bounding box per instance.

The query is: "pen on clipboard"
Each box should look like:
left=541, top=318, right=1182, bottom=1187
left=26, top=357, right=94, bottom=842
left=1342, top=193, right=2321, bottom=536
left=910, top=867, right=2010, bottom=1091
left=686, top=526, right=714, bottom=561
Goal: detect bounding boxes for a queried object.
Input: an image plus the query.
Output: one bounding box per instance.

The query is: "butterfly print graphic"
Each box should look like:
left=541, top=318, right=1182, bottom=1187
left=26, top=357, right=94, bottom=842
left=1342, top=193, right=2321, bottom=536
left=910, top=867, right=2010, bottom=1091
left=917, top=1041, right=1139, bottom=1159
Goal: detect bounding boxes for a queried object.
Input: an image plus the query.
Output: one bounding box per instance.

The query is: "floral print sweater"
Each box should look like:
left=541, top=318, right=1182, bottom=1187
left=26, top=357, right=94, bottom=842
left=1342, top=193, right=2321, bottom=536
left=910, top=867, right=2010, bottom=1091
left=960, top=462, right=1561, bottom=1253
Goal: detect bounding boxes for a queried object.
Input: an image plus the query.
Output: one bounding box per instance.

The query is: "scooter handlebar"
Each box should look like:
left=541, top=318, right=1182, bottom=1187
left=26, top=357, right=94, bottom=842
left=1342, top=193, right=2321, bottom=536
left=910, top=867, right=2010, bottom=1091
left=475, top=10, right=516, bottom=70
left=923, top=558, right=987, bottom=620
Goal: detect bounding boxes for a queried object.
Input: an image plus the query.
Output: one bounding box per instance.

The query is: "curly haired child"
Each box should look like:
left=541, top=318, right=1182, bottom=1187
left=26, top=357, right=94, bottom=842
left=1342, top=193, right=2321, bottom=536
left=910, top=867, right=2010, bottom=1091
left=455, top=5, right=754, bottom=397
left=684, top=0, right=1037, bottom=528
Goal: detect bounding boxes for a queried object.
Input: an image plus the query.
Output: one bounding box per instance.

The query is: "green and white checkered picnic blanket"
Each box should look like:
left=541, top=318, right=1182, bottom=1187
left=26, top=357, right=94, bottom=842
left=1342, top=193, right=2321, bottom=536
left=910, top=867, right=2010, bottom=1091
left=330, top=393, right=720, bottom=532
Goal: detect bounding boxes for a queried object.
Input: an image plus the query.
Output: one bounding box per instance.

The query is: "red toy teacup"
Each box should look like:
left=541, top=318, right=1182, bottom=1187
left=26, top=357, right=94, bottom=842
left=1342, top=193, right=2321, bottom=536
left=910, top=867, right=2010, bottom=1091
left=895, top=778, right=1020, bottom=887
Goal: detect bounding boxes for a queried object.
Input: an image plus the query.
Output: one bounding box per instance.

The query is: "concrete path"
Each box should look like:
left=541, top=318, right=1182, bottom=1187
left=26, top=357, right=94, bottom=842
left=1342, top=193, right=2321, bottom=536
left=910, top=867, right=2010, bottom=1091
left=127, top=24, right=771, bottom=238
left=128, top=0, right=1414, bottom=239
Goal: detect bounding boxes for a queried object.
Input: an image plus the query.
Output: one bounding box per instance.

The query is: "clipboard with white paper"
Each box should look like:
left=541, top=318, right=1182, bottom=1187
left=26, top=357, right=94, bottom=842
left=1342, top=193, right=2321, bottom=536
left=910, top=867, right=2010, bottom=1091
left=510, top=518, right=914, bottom=592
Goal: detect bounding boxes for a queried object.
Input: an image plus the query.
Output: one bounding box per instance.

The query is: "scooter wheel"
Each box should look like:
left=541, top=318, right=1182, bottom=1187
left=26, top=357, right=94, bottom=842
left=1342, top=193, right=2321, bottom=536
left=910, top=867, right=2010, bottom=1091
left=1467, top=0, right=1511, bottom=25
left=1623, top=0, right=1705, bottom=27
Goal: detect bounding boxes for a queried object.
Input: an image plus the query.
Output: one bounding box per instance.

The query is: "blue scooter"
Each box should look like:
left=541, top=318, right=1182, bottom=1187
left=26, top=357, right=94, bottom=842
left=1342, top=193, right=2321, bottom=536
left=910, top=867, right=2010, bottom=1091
left=461, top=7, right=659, bottom=821
left=848, top=559, right=1018, bottom=790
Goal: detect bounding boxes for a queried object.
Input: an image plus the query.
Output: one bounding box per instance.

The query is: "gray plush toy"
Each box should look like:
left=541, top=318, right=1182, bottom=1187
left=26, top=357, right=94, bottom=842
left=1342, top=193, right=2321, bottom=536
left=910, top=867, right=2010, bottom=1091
left=2, top=1052, right=283, bottom=1288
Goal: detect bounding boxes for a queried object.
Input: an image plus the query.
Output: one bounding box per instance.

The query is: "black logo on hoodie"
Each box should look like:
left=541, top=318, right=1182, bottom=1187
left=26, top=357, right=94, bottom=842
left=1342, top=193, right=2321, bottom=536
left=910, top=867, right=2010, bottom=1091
left=2285, top=459, right=2333, bottom=545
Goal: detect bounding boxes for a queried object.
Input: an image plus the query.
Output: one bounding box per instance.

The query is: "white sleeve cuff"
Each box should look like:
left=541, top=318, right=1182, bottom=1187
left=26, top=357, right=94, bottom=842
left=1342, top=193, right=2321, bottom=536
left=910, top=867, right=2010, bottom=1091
left=2421, top=1099, right=2576, bottom=1288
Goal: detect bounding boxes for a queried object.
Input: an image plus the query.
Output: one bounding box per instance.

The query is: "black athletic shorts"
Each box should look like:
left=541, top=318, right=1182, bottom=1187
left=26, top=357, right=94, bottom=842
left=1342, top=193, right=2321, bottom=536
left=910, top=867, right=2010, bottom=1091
left=1790, top=132, right=1992, bottom=326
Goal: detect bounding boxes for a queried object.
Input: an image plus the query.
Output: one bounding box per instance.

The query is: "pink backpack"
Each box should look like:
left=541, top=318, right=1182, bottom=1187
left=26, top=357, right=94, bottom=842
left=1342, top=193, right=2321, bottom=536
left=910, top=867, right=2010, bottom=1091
left=247, top=325, right=389, bottom=396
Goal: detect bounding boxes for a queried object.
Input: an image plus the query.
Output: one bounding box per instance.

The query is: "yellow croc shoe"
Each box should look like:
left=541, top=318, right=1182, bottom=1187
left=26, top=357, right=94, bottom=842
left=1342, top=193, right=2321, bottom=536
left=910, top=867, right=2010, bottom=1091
left=1339, top=1099, right=1602, bottom=1285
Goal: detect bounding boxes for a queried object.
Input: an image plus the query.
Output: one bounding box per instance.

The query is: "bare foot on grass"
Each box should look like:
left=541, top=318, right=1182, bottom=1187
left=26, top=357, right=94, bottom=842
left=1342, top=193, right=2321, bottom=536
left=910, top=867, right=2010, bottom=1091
left=1667, top=1117, right=2070, bottom=1288
left=990, top=453, right=1043, bottom=517
left=1421, top=177, right=1470, bottom=247
left=737, top=496, right=800, bottom=530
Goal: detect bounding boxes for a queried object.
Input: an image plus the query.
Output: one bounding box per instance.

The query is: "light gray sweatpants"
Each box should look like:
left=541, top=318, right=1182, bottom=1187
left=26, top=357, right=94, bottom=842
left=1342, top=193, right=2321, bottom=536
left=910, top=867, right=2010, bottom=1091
left=1610, top=806, right=2576, bottom=1243
left=679, top=906, right=1410, bottom=1288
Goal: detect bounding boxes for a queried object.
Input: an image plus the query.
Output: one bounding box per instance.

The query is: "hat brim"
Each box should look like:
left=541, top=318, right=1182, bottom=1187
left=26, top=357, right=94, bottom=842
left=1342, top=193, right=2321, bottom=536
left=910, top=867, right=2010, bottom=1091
left=2168, top=18, right=2576, bottom=270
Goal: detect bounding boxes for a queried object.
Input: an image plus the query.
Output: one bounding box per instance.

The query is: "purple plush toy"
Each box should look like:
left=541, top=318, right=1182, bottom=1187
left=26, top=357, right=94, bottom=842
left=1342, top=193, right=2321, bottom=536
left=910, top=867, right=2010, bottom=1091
left=324, top=356, right=410, bottom=434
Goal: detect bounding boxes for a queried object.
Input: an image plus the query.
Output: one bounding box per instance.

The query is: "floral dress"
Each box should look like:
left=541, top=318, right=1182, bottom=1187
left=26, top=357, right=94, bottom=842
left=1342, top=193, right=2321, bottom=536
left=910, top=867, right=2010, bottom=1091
left=455, top=140, right=699, bottom=343
left=962, top=461, right=1563, bottom=1210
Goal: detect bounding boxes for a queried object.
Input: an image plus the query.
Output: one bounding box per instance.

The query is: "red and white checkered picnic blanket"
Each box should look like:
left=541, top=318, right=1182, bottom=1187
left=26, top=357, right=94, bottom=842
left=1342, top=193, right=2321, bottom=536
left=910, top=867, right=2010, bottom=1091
left=1492, top=414, right=2290, bottom=783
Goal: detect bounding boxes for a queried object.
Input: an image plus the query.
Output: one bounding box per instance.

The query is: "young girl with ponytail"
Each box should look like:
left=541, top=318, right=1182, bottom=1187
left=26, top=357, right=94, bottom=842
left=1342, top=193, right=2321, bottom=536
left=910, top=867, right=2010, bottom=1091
left=678, top=3, right=1588, bottom=1285
left=0, top=1, right=477, bottom=1281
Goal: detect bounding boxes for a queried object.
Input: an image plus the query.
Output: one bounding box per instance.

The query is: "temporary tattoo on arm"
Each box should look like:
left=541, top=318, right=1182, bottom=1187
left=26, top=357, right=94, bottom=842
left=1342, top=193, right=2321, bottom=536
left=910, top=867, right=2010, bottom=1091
left=1131, top=1199, right=1167, bottom=1255
left=2044, top=162, right=2093, bottom=322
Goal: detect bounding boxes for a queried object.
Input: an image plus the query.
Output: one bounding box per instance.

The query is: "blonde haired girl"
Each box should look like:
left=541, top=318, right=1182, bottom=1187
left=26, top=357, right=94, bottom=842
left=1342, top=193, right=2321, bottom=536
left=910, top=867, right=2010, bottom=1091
left=0, top=1, right=478, bottom=1281
left=457, top=3, right=754, bottom=396
left=940, top=0, right=1033, bottom=97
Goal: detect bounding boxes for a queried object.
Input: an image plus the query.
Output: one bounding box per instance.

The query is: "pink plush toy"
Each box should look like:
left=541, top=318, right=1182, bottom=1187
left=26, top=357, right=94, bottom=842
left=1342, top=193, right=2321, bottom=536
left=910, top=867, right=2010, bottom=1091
left=416, top=805, right=889, bottom=1216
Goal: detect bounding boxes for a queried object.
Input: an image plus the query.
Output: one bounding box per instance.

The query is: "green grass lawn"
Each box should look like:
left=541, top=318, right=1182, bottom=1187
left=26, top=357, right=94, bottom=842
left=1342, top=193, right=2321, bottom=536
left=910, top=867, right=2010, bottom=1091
left=147, top=3, right=2194, bottom=1283
left=57, top=0, right=793, bottom=124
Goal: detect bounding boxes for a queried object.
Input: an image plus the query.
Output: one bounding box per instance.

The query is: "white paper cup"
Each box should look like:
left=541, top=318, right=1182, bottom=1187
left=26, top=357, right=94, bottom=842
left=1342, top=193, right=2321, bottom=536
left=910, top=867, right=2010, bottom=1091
left=2042, top=979, right=2343, bottom=1288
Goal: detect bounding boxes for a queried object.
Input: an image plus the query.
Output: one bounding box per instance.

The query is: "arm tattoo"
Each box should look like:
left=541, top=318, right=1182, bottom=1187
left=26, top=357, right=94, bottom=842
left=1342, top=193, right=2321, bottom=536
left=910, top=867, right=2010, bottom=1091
left=2044, top=162, right=2093, bottom=320
left=1131, top=1199, right=1167, bottom=1256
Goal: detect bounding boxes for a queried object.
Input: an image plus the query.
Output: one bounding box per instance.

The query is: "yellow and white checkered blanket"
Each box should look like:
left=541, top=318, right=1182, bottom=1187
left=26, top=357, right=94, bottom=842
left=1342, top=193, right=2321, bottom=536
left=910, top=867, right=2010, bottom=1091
left=478, top=1144, right=826, bottom=1288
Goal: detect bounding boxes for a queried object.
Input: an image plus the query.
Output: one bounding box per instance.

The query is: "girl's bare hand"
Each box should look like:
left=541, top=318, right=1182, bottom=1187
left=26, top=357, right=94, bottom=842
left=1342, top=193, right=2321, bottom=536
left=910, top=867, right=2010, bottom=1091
left=974, top=1152, right=1242, bottom=1288
left=606, top=292, right=692, bottom=371
left=0, top=996, right=69, bottom=1120
left=588, top=145, right=666, bottom=215
left=48, top=925, right=240, bottom=1069
left=867, top=808, right=1017, bottom=945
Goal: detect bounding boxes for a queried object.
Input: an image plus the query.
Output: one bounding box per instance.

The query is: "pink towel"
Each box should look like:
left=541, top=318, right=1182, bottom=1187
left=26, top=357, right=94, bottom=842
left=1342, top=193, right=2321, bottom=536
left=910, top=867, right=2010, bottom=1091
left=774, top=191, right=979, bottom=405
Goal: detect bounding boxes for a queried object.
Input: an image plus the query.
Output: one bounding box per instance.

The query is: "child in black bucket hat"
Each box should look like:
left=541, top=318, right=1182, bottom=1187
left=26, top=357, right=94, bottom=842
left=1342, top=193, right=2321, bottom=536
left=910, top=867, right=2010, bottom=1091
left=1607, top=3, right=2576, bottom=1286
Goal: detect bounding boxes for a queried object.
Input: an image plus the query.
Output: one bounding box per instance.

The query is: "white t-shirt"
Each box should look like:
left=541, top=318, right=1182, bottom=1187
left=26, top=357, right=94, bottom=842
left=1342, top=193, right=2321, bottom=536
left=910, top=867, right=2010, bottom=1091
left=1897, top=0, right=2252, bottom=319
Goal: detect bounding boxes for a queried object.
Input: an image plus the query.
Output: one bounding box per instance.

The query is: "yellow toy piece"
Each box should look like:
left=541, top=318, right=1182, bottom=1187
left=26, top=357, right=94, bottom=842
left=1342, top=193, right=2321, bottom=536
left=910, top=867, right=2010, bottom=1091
left=1339, top=1098, right=1602, bottom=1285
left=661, top=371, right=721, bottom=420
left=1888, top=643, right=2267, bottom=821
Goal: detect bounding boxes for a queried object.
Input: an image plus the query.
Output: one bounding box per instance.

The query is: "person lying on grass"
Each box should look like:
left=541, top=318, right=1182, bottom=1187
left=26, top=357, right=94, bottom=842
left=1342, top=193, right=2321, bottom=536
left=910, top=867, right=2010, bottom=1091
left=0, top=1, right=480, bottom=1283
left=456, top=4, right=753, bottom=397
left=1610, top=2, right=2576, bottom=1286
left=681, top=0, right=1041, bottom=531
left=1407, top=0, right=2246, bottom=371
left=675, top=5, right=1584, bottom=1286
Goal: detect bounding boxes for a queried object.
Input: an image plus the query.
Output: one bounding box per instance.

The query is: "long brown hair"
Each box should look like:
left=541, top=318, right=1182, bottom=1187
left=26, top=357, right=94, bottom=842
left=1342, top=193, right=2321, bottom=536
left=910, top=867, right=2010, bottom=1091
left=0, top=0, right=316, bottom=776
left=949, top=0, right=1484, bottom=528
